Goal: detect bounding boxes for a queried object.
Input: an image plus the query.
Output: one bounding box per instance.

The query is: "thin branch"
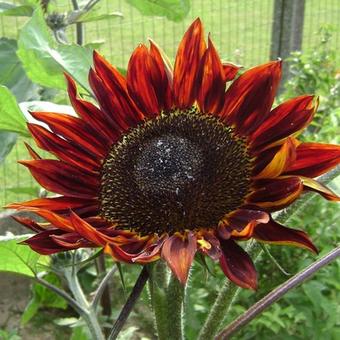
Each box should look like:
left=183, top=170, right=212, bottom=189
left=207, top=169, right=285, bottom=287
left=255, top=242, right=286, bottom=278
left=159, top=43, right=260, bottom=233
left=108, top=266, right=149, bottom=340
left=35, top=276, right=85, bottom=315
left=71, top=0, right=83, bottom=45
left=216, top=245, right=340, bottom=339
left=92, top=264, right=117, bottom=311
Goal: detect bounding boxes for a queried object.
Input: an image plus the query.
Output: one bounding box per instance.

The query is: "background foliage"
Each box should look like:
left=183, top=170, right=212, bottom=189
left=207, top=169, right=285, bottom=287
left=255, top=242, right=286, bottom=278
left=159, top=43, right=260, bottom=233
left=0, top=0, right=339, bottom=339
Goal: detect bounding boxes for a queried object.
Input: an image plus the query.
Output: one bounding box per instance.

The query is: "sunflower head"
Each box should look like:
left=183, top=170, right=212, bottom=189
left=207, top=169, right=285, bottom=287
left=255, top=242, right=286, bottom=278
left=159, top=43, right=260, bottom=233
left=9, top=18, right=340, bottom=289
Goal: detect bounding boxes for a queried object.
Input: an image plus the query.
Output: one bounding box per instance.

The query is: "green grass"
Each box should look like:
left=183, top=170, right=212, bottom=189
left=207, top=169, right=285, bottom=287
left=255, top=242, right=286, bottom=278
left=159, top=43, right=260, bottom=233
left=0, top=0, right=339, bottom=208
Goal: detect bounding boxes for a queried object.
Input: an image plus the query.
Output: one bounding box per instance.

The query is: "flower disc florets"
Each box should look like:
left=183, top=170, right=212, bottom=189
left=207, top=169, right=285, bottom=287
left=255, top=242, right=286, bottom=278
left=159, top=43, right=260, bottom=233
left=99, top=107, right=251, bottom=235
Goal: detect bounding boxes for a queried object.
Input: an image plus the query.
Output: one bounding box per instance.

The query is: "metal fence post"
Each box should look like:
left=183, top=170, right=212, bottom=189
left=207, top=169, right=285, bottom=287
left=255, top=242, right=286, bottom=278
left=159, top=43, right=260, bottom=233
left=270, top=0, right=306, bottom=93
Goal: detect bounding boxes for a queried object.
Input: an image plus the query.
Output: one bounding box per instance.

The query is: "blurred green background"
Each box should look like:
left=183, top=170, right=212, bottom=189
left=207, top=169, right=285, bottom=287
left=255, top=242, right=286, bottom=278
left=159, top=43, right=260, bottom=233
left=0, top=1, right=339, bottom=339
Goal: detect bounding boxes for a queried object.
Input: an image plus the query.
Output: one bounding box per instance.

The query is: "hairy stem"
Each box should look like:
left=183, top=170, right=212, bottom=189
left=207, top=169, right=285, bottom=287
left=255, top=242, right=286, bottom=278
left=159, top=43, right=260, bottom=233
left=108, top=266, right=149, bottom=340
left=216, top=246, right=340, bottom=339
left=148, top=262, right=170, bottom=340
left=166, top=274, right=185, bottom=340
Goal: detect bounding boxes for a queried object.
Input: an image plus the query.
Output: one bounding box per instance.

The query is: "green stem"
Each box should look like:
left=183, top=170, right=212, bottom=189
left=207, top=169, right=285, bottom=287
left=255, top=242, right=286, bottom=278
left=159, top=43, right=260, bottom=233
left=197, top=242, right=261, bottom=340
left=198, top=166, right=340, bottom=339
left=166, top=274, right=185, bottom=340
left=148, top=262, right=169, bottom=340
left=65, top=268, right=105, bottom=340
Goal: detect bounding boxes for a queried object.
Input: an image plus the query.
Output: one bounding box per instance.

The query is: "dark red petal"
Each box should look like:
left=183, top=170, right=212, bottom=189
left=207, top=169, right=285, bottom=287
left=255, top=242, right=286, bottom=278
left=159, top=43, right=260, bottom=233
left=197, top=36, right=225, bottom=114
left=149, top=40, right=173, bottom=110
left=221, top=61, right=282, bottom=135
left=247, top=176, right=303, bottom=211
left=24, top=142, right=41, bottom=160
left=28, top=123, right=101, bottom=172
left=173, top=18, right=206, bottom=108
left=65, top=73, right=120, bottom=144
left=251, top=95, right=316, bottom=150
left=300, top=177, right=340, bottom=201
left=252, top=138, right=297, bottom=179
left=70, top=211, right=110, bottom=246
left=12, top=216, right=45, bottom=232
left=92, top=51, right=145, bottom=123
left=30, top=111, right=107, bottom=157
left=132, top=236, right=167, bottom=264
left=219, top=239, right=257, bottom=290
left=222, top=62, right=240, bottom=82
left=285, top=142, right=340, bottom=178
left=253, top=219, right=318, bottom=253
left=19, top=159, right=99, bottom=199
left=226, top=209, right=270, bottom=232
left=161, top=232, right=197, bottom=284
left=127, top=44, right=160, bottom=116
left=7, top=196, right=98, bottom=214
left=22, top=229, right=72, bottom=255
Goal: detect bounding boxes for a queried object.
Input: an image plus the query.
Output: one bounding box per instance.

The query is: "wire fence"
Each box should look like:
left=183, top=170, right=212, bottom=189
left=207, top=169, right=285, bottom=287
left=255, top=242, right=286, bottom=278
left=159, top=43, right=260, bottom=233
left=1, top=0, right=339, bottom=209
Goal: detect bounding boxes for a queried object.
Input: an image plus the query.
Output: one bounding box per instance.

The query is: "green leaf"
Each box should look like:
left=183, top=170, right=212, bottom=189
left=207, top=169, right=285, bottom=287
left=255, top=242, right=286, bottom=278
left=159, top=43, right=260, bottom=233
left=0, top=38, right=39, bottom=102
left=17, top=8, right=93, bottom=93
left=0, top=234, right=50, bottom=277
left=0, top=130, right=17, bottom=164
left=0, top=86, right=29, bottom=136
left=22, top=272, right=67, bottom=324
left=126, top=0, right=190, bottom=22
left=0, top=2, right=33, bottom=16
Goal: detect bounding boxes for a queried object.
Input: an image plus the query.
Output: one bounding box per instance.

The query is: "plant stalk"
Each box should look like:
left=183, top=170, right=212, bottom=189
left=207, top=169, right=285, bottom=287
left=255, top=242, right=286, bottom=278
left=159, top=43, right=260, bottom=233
left=166, top=273, right=185, bottom=340
left=216, top=245, right=340, bottom=339
left=108, top=266, right=149, bottom=340
left=148, top=261, right=170, bottom=340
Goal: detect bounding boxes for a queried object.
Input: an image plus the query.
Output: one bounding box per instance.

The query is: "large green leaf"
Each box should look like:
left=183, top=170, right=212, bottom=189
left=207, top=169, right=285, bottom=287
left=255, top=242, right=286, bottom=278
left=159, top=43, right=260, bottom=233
left=126, top=0, right=190, bottom=22
left=0, top=38, right=39, bottom=102
left=0, top=2, right=33, bottom=16
left=0, top=234, right=49, bottom=277
left=17, top=8, right=93, bottom=93
left=75, top=10, right=123, bottom=23
left=0, top=130, right=17, bottom=164
left=0, top=86, right=29, bottom=136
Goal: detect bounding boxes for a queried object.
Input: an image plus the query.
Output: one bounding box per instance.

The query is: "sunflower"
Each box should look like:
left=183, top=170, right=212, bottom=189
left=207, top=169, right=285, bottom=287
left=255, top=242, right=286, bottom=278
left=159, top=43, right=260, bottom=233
left=9, top=19, right=340, bottom=290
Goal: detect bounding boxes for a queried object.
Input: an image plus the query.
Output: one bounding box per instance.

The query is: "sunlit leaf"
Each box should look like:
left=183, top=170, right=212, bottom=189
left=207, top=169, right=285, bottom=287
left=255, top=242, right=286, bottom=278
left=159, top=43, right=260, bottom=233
left=0, top=86, right=29, bottom=136
left=0, top=2, right=33, bottom=16
left=17, top=8, right=93, bottom=93
left=0, top=234, right=50, bottom=277
left=126, top=0, right=190, bottom=22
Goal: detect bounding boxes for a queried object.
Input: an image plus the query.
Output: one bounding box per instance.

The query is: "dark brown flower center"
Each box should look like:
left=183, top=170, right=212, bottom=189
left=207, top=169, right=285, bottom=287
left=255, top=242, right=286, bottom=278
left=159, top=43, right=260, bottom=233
left=99, top=107, right=252, bottom=235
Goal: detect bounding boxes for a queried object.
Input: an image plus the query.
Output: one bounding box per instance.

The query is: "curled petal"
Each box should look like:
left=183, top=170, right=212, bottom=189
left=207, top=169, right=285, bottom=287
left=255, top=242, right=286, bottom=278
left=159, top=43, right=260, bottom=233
left=23, top=229, right=73, bottom=255
left=173, top=18, right=206, bottom=108
left=300, top=177, right=340, bottom=201
left=197, top=233, right=221, bottom=260
left=12, top=216, right=45, bottom=232
left=221, top=61, right=282, bottom=135
left=253, top=219, right=318, bottom=253
left=226, top=209, right=270, bottom=232
left=285, top=142, right=340, bottom=178
left=132, top=236, right=167, bottom=264
left=161, top=232, right=197, bottom=284
left=248, top=176, right=303, bottom=211
left=251, top=95, right=316, bottom=150
left=222, top=62, right=240, bottom=82
left=197, top=36, right=225, bottom=114
left=219, top=239, right=257, bottom=290
left=253, top=138, right=296, bottom=179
